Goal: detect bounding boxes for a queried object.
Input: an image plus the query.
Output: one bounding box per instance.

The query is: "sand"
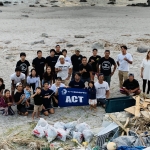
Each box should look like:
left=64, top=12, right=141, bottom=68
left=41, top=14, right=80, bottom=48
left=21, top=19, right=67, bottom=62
left=0, top=1, right=150, bottom=149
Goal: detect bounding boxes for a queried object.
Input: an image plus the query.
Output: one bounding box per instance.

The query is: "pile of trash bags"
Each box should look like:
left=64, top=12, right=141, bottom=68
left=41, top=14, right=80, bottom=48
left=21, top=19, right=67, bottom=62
left=32, top=118, right=94, bottom=143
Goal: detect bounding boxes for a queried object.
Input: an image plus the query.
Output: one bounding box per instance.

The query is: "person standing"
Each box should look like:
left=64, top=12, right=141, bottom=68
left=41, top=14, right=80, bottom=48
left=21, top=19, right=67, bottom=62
left=95, top=73, right=110, bottom=108
left=10, top=67, right=25, bottom=98
left=69, top=72, right=85, bottom=89
left=79, top=56, right=92, bottom=83
left=141, top=50, right=150, bottom=95
left=55, top=55, right=72, bottom=85
left=71, top=48, right=83, bottom=80
left=55, top=45, right=62, bottom=57
left=57, top=49, right=71, bottom=63
left=88, top=49, right=101, bottom=80
left=16, top=52, right=30, bottom=77
left=32, top=50, right=46, bottom=81
left=98, top=50, right=117, bottom=86
left=117, top=45, right=133, bottom=89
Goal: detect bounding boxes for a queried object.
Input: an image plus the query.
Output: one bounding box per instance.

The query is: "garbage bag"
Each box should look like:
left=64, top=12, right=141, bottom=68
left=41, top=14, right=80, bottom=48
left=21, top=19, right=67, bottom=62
left=32, top=125, right=45, bottom=138
left=54, top=122, right=65, bottom=130
left=117, top=146, right=145, bottom=150
left=37, top=118, right=48, bottom=128
left=83, top=129, right=94, bottom=142
left=57, top=128, right=67, bottom=142
left=44, top=125, right=57, bottom=142
left=76, top=123, right=90, bottom=133
left=73, top=131, right=83, bottom=143
left=65, top=121, right=77, bottom=130
left=66, top=128, right=73, bottom=139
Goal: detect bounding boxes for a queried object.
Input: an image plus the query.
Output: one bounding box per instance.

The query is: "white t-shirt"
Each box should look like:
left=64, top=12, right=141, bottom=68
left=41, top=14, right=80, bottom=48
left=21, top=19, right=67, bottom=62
left=117, top=53, right=133, bottom=71
left=55, top=62, right=72, bottom=80
left=141, top=58, right=150, bottom=80
left=94, top=81, right=109, bottom=99
left=57, top=56, right=71, bottom=64
left=10, top=73, right=25, bottom=84
left=50, top=83, right=65, bottom=93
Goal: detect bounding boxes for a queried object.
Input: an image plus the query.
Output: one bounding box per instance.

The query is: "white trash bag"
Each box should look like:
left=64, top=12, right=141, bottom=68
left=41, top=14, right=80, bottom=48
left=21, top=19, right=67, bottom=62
left=32, top=125, right=45, bottom=138
left=44, top=125, right=57, bottom=142
left=65, top=121, right=77, bottom=130
left=76, top=123, right=90, bottom=133
left=54, top=122, right=65, bottom=130
left=83, top=129, right=94, bottom=142
left=37, top=118, right=48, bottom=128
left=72, top=131, right=83, bottom=143
left=57, top=128, right=67, bottom=142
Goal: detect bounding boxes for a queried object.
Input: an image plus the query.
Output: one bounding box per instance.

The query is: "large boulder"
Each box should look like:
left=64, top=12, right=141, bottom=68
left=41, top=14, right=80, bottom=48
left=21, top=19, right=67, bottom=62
left=92, top=42, right=105, bottom=50
left=137, top=45, right=149, bottom=53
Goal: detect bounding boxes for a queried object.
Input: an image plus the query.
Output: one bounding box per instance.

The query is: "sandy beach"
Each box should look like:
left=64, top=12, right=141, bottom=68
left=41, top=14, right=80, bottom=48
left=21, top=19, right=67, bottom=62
left=0, top=1, right=150, bottom=149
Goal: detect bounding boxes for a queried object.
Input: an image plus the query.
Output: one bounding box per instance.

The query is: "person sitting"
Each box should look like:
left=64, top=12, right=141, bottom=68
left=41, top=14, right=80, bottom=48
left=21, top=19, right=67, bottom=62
left=69, top=72, right=85, bottom=89
left=23, top=84, right=31, bottom=108
left=0, top=89, right=14, bottom=116
left=122, top=73, right=141, bottom=96
left=0, top=78, right=5, bottom=94
left=50, top=77, right=65, bottom=107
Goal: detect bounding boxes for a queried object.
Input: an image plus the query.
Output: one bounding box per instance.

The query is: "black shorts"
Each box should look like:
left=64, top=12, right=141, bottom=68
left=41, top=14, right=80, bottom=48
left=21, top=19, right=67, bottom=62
left=97, top=98, right=106, bottom=105
left=42, top=105, right=53, bottom=113
left=17, top=105, right=28, bottom=113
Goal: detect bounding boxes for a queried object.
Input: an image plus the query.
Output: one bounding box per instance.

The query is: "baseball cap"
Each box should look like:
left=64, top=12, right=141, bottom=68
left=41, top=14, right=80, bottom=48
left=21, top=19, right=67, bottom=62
left=75, top=48, right=80, bottom=52
left=16, top=82, right=22, bottom=87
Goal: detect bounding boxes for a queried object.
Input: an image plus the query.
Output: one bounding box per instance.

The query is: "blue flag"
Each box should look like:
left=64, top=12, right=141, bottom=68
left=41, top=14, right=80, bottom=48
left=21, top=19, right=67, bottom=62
left=58, top=87, right=89, bottom=107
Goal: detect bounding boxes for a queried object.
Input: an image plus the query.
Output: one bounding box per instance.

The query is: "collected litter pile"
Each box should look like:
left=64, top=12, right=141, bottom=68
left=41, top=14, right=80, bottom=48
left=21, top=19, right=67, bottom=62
left=32, top=118, right=94, bottom=149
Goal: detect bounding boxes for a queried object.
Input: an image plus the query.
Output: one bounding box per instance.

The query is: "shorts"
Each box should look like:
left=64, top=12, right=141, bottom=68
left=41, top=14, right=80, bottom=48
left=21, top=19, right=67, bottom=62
left=34, top=105, right=43, bottom=112
left=89, top=99, right=97, bottom=105
left=42, top=105, right=53, bottom=113
left=97, top=98, right=106, bottom=105
left=17, top=105, right=28, bottom=113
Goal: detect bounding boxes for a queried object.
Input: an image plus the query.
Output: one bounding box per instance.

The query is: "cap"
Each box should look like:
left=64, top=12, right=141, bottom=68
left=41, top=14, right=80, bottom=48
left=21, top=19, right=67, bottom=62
left=75, top=48, right=80, bottom=52
left=59, top=55, right=65, bottom=59
left=129, top=73, right=134, bottom=77
left=16, top=82, right=22, bottom=87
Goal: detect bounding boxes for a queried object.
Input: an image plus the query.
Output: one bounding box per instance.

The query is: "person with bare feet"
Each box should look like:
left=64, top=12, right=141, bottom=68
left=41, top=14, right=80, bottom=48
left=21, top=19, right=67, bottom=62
left=87, top=81, right=97, bottom=111
left=31, top=87, right=43, bottom=120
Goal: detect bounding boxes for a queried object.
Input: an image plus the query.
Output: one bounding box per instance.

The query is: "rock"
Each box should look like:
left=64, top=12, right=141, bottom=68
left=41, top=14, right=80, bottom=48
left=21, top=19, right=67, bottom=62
left=80, top=0, right=87, bottom=2
left=29, top=5, right=35, bottom=7
left=4, top=41, right=11, bottom=44
left=107, top=2, right=115, bottom=4
left=14, top=1, right=18, bottom=3
left=52, top=5, right=60, bottom=7
left=91, top=4, right=95, bottom=6
left=21, top=15, right=29, bottom=17
left=56, top=38, right=67, bottom=43
left=127, top=3, right=148, bottom=7
left=35, top=1, right=39, bottom=4
left=3, top=1, right=11, bottom=4
left=74, top=35, right=85, bottom=38
left=40, top=5, right=47, bottom=7
left=66, top=43, right=74, bottom=47
left=6, top=56, right=13, bottom=59
left=92, top=42, right=105, bottom=49
left=137, top=46, right=149, bottom=53
left=0, top=2, right=3, bottom=6
left=21, top=1, right=23, bottom=3
left=41, top=33, right=48, bottom=38
left=50, top=0, right=58, bottom=3
left=0, top=10, right=2, bottom=12
left=31, top=40, right=45, bottom=45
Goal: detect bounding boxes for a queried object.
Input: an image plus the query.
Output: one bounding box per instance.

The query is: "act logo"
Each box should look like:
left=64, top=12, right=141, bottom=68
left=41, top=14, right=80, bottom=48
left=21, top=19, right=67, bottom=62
left=61, top=89, right=67, bottom=95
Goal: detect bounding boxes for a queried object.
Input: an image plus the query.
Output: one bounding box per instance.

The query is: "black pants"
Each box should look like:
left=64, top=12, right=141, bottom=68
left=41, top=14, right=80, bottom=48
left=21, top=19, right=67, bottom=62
left=143, top=79, right=150, bottom=94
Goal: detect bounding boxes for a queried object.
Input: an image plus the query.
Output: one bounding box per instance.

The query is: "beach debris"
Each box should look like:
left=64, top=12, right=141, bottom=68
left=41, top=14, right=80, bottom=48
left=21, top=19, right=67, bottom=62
left=137, top=45, right=149, bottom=53
left=107, top=142, right=116, bottom=150
left=74, top=35, right=85, bottom=38
left=41, top=33, right=49, bottom=38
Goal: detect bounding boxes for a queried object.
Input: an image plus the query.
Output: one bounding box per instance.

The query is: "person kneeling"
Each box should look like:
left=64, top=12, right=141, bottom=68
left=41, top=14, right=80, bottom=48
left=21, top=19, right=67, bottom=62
left=32, top=87, right=43, bottom=120
left=122, top=73, right=141, bottom=96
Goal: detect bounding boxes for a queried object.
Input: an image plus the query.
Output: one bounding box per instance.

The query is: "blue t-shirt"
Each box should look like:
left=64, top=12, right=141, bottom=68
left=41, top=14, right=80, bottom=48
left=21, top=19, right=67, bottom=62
left=41, top=89, right=54, bottom=108
left=87, top=87, right=96, bottom=99
left=69, top=80, right=85, bottom=89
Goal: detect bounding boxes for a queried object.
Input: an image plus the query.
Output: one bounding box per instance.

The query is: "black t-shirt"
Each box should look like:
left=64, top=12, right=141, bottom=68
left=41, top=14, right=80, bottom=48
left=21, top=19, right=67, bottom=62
left=16, top=60, right=30, bottom=76
left=34, top=94, right=43, bottom=105
left=69, top=80, right=85, bottom=89
left=14, top=90, right=25, bottom=109
left=0, top=84, right=5, bottom=92
left=99, top=57, right=116, bottom=76
left=32, top=57, right=46, bottom=75
left=71, top=54, right=83, bottom=71
left=46, top=56, right=58, bottom=71
left=43, top=72, right=53, bottom=82
left=55, top=51, right=62, bottom=57
left=79, top=64, right=92, bottom=79
left=41, top=89, right=54, bottom=108
left=123, top=79, right=139, bottom=90
left=88, top=55, right=101, bottom=72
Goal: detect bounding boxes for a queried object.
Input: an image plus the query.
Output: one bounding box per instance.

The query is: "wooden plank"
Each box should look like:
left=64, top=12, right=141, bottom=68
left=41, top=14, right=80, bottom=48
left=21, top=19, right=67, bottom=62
left=135, top=96, right=141, bottom=117
left=109, top=114, right=127, bottom=133
left=141, top=111, right=150, bottom=118
left=121, top=117, right=130, bottom=136
left=124, top=106, right=135, bottom=115
left=144, top=99, right=150, bottom=103
left=142, top=102, right=150, bottom=108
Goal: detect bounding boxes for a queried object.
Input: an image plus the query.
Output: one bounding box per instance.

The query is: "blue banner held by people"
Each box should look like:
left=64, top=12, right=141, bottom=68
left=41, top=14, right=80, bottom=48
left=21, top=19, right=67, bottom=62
left=58, top=87, right=89, bottom=107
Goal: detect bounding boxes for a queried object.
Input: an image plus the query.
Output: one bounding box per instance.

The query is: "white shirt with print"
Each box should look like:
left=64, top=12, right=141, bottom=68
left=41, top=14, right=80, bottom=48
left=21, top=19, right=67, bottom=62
left=10, top=73, right=25, bottom=84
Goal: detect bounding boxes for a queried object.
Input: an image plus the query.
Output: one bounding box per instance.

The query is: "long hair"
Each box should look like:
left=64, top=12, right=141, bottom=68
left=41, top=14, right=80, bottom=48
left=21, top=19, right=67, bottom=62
left=29, top=68, right=38, bottom=78
left=3, top=89, right=12, bottom=103
left=146, top=50, right=150, bottom=61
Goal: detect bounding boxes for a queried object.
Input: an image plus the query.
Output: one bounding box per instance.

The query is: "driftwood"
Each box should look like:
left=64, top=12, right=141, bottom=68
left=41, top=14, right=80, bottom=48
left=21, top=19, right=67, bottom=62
left=135, top=96, right=141, bottom=117
left=121, top=117, right=130, bottom=136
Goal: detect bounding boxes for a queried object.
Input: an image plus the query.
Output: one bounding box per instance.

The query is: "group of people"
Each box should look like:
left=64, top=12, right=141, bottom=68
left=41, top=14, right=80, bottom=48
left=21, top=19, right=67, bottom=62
left=0, top=44, right=150, bottom=118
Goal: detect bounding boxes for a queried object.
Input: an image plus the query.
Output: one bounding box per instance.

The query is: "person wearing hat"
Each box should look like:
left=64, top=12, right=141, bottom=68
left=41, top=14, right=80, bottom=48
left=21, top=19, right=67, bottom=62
left=117, top=45, right=133, bottom=90
left=94, top=73, right=110, bottom=108
left=14, top=82, right=28, bottom=116
left=71, top=48, right=83, bottom=80
left=122, top=73, right=141, bottom=95
left=55, top=55, right=72, bottom=85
